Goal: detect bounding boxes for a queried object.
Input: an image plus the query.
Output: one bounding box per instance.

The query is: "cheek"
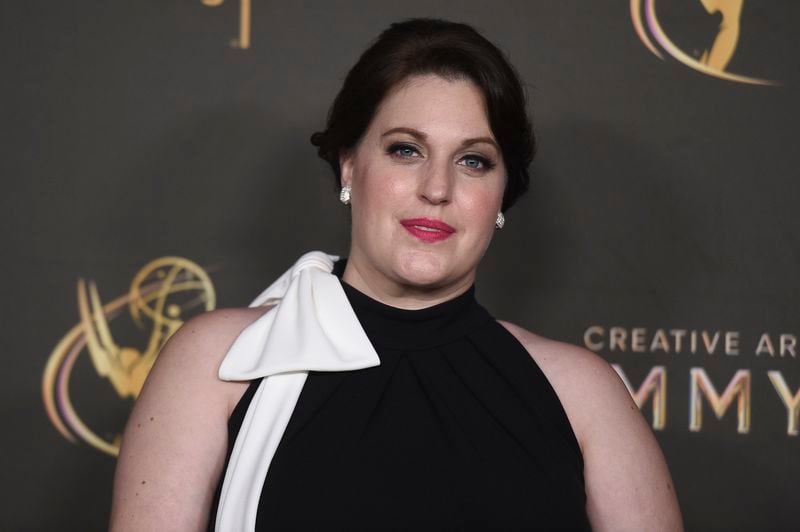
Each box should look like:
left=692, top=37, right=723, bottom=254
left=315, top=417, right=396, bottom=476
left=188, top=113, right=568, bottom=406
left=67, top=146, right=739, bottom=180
left=460, top=183, right=503, bottom=222
left=357, top=160, right=415, bottom=211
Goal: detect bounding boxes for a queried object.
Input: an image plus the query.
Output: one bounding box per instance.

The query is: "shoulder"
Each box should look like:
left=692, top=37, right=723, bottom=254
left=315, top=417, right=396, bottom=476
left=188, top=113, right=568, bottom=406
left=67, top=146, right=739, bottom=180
left=497, top=320, right=683, bottom=530
left=160, top=306, right=272, bottom=366
left=168, top=305, right=273, bottom=349
left=109, top=304, right=274, bottom=531
left=497, top=320, right=616, bottom=381
left=152, top=305, right=274, bottom=411
left=497, top=320, right=629, bottom=449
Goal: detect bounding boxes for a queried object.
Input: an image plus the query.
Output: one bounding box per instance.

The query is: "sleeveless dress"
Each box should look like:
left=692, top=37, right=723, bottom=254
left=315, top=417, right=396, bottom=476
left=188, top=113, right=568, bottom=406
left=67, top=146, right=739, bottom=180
left=210, top=259, right=590, bottom=530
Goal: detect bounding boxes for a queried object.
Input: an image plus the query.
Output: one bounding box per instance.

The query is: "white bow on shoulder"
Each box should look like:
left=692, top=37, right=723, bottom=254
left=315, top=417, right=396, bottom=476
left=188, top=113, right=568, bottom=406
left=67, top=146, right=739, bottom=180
left=214, top=251, right=380, bottom=532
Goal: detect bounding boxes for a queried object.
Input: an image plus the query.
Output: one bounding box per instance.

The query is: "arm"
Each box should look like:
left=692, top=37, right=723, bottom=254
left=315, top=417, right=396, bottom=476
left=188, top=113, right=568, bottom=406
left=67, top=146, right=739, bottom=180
left=498, top=321, right=683, bottom=531
left=109, top=307, right=268, bottom=532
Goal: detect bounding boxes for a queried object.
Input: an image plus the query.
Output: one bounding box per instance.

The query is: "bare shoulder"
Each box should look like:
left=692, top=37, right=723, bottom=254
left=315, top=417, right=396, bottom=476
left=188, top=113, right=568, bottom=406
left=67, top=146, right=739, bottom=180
left=497, top=318, right=645, bottom=449
left=497, top=320, right=628, bottom=441
left=497, top=320, right=683, bottom=531
left=147, top=305, right=274, bottom=412
left=166, top=305, right=272, bottom=356
left=109, top=305, right=273, bottom=531
left=497, top=320, right=616, bottom=380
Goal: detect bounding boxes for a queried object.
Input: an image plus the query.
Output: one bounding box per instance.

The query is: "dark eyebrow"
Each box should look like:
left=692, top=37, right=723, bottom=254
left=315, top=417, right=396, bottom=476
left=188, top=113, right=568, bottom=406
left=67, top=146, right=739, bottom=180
left=382, top=127, right=499, bottom=152
left=459, top=136, right=500, bottom=152
left=381, top=127, right=427, bottom=141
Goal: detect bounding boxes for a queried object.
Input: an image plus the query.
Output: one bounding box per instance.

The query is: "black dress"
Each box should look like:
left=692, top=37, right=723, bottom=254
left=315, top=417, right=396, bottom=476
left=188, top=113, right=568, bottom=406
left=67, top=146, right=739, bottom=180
left=211, top=260, right=590, bottom=530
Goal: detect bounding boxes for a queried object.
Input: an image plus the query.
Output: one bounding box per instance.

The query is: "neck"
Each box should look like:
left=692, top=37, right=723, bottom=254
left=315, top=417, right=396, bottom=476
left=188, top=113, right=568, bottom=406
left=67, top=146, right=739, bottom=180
left=340, top=251, right=475, bottom=310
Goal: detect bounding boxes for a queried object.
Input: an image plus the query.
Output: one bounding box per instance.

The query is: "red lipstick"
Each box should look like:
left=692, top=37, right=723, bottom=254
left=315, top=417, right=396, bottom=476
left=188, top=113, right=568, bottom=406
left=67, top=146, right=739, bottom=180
left=400, top=218, right=455, bottom=243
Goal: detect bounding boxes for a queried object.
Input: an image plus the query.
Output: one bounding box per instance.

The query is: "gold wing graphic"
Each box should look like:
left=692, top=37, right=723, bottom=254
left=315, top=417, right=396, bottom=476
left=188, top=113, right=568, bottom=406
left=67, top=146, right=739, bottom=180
left=78, top=279, right=155, bottom=398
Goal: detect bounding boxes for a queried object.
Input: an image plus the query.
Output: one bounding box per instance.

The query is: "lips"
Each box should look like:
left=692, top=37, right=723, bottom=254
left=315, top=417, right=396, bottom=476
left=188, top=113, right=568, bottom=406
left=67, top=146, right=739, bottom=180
left=400, top=217, right=455, bottom=243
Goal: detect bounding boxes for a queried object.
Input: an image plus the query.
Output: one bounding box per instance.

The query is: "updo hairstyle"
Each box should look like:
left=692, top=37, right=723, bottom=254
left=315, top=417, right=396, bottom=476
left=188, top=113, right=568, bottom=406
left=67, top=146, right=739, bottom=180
left=310, top=18, right=535, bottom=212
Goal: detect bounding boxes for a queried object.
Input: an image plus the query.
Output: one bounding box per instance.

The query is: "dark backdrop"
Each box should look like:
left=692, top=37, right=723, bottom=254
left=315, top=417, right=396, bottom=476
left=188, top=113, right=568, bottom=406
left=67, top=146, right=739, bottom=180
left=2, top=1, right=798, bottom=530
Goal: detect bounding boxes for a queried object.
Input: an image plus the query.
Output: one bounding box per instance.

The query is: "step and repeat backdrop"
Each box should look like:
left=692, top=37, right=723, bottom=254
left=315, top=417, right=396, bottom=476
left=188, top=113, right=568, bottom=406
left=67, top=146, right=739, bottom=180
left=3, top=1, right=798, bottom=530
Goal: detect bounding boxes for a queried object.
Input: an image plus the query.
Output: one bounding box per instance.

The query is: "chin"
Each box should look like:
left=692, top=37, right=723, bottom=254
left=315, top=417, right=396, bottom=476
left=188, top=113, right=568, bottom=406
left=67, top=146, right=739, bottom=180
left=392, top=249, right=453, bottom=288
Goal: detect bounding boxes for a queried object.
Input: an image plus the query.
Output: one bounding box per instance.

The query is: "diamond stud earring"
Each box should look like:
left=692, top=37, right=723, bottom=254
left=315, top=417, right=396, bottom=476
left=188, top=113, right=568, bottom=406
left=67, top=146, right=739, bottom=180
left=339, top=185, right=351, bottom=205
left=495, top=211, right=505, bottom=229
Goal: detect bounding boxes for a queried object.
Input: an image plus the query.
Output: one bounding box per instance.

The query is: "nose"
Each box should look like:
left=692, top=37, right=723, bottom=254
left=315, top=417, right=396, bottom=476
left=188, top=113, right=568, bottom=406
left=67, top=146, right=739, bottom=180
left=418, top=159, right=453, bottom=205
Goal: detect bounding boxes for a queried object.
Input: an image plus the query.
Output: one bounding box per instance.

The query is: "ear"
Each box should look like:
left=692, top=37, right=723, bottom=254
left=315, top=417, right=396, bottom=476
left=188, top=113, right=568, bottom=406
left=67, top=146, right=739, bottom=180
left=339, top=149, right=354, bottom=188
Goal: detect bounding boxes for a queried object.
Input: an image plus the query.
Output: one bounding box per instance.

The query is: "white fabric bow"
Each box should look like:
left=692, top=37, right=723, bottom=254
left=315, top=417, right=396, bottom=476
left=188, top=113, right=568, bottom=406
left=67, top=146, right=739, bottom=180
left=214, top=251, right=381, bottom=532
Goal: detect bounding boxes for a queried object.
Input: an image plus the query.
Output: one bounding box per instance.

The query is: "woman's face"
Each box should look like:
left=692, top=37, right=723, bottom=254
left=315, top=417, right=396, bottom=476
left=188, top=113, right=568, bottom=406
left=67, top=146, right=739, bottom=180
left=340, top=74, right=506, bottom=296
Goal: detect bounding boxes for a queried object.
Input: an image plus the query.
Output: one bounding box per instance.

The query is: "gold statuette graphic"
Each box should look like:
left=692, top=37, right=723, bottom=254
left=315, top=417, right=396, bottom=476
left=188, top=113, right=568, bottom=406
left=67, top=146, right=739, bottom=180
left=43, top=257, right=216, bottom=456
left=630, top=0, right=779, bottom=86
left=698, top=0, right=742, bottom=71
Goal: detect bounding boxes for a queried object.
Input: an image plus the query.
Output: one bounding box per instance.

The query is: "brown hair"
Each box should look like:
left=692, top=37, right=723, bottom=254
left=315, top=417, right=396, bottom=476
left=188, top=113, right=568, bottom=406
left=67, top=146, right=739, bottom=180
left=311, top=18, right=535, bottom=211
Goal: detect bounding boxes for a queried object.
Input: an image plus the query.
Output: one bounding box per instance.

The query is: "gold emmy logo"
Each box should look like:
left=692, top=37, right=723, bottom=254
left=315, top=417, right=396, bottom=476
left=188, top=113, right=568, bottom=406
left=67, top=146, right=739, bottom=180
left=202, top=0, right=251, bottom=49
left=588, top=326, right=800, bottom=435
left=42, top=257, right=216, bottom=456
left=630, top=0, right=778, bottom=85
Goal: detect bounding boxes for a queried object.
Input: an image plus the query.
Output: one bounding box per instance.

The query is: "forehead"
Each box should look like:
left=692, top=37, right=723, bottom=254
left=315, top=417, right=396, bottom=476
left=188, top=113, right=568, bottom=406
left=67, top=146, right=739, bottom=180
left=369, top=74, right=494, bottom=138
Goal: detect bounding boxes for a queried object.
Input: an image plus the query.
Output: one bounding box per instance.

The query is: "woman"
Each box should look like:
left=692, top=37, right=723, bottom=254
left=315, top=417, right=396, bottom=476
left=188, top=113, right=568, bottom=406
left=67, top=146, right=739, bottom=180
left=110, top=18, right=683, bottom=531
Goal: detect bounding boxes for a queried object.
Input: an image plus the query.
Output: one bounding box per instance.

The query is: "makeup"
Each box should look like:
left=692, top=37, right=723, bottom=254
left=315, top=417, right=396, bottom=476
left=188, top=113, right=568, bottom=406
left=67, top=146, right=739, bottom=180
left=400, top=218, right=455, bottom=243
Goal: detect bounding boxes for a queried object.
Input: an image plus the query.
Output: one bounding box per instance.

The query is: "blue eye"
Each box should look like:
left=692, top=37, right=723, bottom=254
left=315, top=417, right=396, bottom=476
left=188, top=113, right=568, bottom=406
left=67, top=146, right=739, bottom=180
left=387, top=143, right=420, bottom=158
left=398, top=147, right=416, bottom=156
left=460, top=154, right=495, bottom=171
left=463, top=156, right=484, bottom=169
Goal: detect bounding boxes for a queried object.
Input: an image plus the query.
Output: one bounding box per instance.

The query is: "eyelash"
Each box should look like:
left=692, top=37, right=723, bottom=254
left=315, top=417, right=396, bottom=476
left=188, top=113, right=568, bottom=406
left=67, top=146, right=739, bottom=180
left=386, top=143, right=496, bottom=171
left=387, top=143, right=421, bottom=159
